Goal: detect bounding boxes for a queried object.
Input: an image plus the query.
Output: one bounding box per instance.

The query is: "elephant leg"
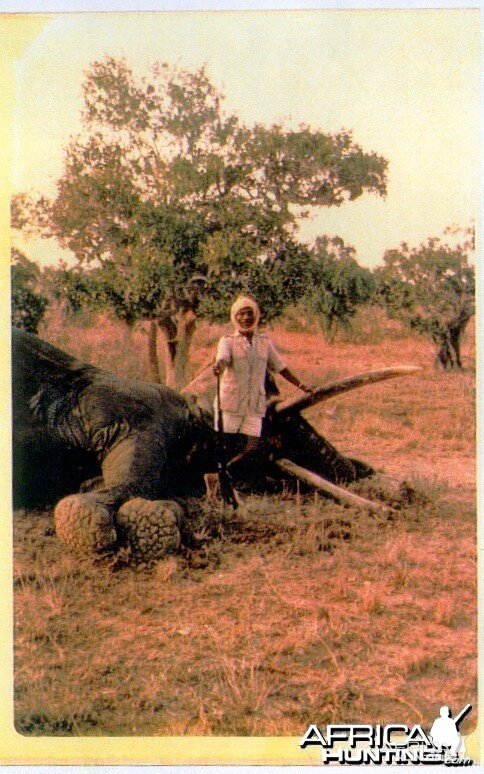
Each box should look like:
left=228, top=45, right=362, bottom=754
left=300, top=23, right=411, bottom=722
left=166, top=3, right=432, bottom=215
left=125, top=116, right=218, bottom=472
left=102, top=436, right=184, bottom=560
left=54, top=493, right=117, bottom=555
left=96, top=434, right=171, bottom=507
left=54, top=492, right=184, bottom=561
left=53, top=440, right=134, bottom=557
left=116, top=498, right=184, bottom=561
left=52, top=440, right=132, bottom=554
left=55, top=435, right=186, bottom=560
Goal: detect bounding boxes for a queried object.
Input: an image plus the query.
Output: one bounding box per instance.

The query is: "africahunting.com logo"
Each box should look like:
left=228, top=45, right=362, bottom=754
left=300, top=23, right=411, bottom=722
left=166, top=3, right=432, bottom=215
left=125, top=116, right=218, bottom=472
left=300, top=703, right=473, bottom=765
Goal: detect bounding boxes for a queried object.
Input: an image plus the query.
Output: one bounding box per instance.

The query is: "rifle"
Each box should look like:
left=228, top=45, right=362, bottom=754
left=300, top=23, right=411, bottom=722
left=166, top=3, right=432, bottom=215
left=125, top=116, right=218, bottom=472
left=215, top=374, right=239, bottom=510
left=454, top=704, right=472, bottom=729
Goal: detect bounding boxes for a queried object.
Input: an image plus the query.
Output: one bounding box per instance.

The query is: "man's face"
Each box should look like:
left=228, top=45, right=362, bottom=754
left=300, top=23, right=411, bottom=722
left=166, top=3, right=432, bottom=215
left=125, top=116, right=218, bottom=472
left=235, top=307, right=256, bottom=331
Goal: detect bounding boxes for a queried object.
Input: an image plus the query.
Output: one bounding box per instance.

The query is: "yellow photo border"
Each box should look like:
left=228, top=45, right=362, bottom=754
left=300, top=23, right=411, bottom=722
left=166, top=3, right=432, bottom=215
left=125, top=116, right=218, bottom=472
left=1, top=9, right=480, bottom=767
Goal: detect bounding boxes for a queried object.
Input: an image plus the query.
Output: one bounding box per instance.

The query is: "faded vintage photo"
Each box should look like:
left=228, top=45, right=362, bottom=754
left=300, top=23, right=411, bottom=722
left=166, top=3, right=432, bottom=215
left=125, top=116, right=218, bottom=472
left=6, top=6, right=479, bottom=765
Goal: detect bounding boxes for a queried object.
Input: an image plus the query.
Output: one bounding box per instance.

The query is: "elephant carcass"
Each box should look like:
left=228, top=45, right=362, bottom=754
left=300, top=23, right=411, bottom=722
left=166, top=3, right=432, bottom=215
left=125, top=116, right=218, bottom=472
left=12, top=328, right=212, bottom=556
left=13, top=328, right=420, bottom=557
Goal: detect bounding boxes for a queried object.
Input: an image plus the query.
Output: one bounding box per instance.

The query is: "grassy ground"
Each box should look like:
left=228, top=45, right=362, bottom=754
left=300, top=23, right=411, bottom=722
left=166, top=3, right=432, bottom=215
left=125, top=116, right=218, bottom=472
left=13, top=309, right=476, bottom=736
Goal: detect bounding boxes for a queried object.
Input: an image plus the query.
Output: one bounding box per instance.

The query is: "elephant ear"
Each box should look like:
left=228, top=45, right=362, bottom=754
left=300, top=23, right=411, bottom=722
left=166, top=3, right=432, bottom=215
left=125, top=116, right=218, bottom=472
left=116, top=499, right=183, bottom=561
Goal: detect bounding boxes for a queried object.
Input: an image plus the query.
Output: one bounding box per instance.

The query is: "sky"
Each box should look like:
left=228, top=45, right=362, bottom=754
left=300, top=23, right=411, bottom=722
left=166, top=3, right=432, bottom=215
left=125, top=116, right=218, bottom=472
left=9, top=6, right=480, bottom=269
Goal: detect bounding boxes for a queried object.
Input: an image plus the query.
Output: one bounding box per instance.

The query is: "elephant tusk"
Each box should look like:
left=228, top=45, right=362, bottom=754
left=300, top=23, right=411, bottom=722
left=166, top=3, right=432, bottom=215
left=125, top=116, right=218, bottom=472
left=275, top=458, right=396, bottom=515
left=181, top=359, right=215, bottom=394
left=271, top=366, right=422, bottom=417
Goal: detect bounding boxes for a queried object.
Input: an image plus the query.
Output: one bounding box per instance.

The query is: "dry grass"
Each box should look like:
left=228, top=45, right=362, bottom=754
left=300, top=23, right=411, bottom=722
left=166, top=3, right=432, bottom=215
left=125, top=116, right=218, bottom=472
left=14, top=310, right=476, bottom=736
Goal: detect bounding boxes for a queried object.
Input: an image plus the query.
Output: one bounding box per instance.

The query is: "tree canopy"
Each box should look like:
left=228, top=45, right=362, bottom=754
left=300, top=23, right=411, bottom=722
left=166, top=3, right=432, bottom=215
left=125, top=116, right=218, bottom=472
left=306, top=236, right=375, bottom=342
left=11, top=248, right=49, bottom=334
left=374, top=225, right=475, bottom=369
left=13, top=56, right=388, bottom=387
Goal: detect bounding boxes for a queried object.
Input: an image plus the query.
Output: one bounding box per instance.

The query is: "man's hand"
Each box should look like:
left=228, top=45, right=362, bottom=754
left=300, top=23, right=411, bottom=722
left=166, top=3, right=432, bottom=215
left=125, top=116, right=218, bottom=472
left=280, top=367, right=315, bottom=393
left=299, top=383, right=316, bottom=394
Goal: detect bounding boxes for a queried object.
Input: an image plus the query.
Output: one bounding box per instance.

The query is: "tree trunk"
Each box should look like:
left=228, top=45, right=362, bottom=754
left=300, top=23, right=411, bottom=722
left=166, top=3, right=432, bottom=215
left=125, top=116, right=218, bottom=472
left=123, top=320, right=134, bottom=344
left=449, top=330, right=463, bottom=370
left=147, top=321, right=162, bottom=383
left=173, top=306, right=197, bottom=390
left=435, top=336, right=454, bottom=371
left=448, top=315, right=471, bottom=371
left=157, top=316, right=178, bottom=389
left=156, top=309, right=198, bottom=391
left=435, top=319, right=471, bottom=371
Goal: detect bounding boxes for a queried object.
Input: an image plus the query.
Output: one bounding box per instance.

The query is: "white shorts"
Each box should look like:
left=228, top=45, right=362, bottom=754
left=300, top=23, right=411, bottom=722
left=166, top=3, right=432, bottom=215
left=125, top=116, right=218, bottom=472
left=215, top=411, right=263, bottom=437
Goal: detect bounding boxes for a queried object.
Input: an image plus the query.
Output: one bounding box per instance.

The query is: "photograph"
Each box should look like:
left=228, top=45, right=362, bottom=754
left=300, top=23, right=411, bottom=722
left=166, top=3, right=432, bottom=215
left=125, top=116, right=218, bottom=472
left=4, top=3, right=479, bottom=766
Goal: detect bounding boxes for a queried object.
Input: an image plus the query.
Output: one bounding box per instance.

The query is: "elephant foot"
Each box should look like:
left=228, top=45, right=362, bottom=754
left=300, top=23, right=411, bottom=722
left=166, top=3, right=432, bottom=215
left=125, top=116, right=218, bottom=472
left=116, top=498, right=183, bottom=561
left=54, top=494, right=117, bottom=555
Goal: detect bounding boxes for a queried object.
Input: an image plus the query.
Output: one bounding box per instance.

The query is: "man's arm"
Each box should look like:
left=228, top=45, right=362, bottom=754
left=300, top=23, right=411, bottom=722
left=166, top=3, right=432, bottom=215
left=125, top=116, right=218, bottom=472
left=266, top=339, right=313, bottom=392
left=280, top=367, right=313, bottom=393
left=213, top=337, right=232, bottom=375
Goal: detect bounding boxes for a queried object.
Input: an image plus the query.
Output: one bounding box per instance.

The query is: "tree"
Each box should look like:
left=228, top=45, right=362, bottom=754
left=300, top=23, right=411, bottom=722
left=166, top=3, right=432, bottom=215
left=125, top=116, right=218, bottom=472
left=11, top=248, right=49, bottom=334
left=43, top=261, right=104, bottom=316
left=13, top=56, right=388, bottom=388
left=305, top=236, right=375, bottom=342
left=374, top=226, right=475, bottom=370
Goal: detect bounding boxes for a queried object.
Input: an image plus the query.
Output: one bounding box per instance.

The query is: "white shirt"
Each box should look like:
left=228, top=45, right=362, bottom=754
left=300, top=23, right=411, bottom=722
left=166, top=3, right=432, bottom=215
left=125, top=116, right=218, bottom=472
left=216, top=332, right=286, bottom=416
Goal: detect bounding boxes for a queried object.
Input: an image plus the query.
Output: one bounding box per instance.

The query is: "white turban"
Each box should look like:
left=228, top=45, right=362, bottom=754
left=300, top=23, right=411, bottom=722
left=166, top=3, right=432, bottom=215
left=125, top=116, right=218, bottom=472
left=230, top=296, right=260, bottom=333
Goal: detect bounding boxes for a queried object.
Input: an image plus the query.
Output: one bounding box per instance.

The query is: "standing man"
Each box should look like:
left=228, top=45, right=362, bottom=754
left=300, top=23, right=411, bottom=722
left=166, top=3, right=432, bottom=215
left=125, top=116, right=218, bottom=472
left=213, top=295, right=312, bottom=474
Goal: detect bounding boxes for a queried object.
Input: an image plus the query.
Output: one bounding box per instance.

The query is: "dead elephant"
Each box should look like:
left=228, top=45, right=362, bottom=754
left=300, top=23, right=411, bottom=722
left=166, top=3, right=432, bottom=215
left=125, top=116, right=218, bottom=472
left=12, top=327, right=420, bottom=560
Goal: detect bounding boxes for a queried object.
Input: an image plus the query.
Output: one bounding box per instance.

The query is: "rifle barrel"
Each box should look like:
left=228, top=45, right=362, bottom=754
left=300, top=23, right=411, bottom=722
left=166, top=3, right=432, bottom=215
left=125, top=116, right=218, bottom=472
left=454, top=704, right=472, bottom=728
